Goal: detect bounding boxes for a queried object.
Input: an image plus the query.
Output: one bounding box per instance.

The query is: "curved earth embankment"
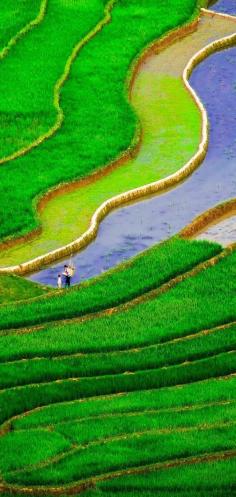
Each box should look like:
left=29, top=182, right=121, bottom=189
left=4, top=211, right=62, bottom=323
left=0, top=0, right=201, bottom=246
left=29, top=11, right=236, bottom=287
left=0, top=0, right=111, bottom=164
left=195, top=216, right=236, bottom=245
left=1, top=9, right=236, bottom=275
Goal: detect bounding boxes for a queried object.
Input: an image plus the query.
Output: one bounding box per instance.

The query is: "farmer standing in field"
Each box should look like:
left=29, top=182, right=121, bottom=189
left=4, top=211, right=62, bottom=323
left=63, top=264, right=75, bottom=288
left=63, top=265, right=71, bottom=288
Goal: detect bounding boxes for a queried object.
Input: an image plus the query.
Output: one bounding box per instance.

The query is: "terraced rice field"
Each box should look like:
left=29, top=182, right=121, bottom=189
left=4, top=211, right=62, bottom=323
left=0, top=0, right=235, bottom=495
left=31, top=15, right=236, bottom=285
left=0, top=0, right=202, bottom=248
left=0, top=237, right=236, bottom=495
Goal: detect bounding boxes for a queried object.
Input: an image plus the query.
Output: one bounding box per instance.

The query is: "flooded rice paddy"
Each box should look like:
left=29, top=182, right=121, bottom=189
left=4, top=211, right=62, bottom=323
left=30, top=1, right=236, bottom=287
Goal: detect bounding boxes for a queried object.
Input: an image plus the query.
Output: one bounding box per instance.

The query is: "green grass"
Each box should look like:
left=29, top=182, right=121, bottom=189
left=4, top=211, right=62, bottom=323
left=11, top=374, right=236, bottom=431
left=22, top=402, right=236, bottom=447
left=5, top=402, right=236, bottom=473
left=0, top=244, right=234, bottom=432
left=89, top=458, right=236, bottom=496
left=0, top=0, right=106, bottom=161
left=0, top=237, right=221, bottom=330
left=1, top=322, right=235, bottom=388
left=0, top=0, right=42, bottom=51
left=0, top=237, right=234, bottom=494
left=2, top=454, right=236, bottom=496
left=1, top=370, right=235, bottom=488
left=0, top=246, right=234, bottom=362
left=0, top=75, right=201, bottom=266
left=6, top=423, right=236, bottom=485
left=0, top=429, right=70, bottom=473
left=0, top=0, right=234, bottom=493
left=0, top=0, right=200, bottom=247
left=0, top=274, right=48, bottom=304
left=1, top=350, right=235, bottom=424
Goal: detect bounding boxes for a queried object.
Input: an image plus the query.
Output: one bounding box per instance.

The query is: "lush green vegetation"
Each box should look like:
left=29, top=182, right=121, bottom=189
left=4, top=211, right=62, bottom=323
left=14, top=403, right=236, bottom=443
left=0, top=0, right=201, bottom=248
left=6, top=423, right=236, bottom=485
left=0, top=429, right=71, bottom=474
left=1, top=341, right=235, bottom=488
left=0, top=274, right=48, bottom=304
left=0, top=237, right=221, bottom=329
left=12, top=375, right=236, bottom=431
left=0, top=0, right=235, bottom=494
left=0, top=243, right=235, bottom=491
left=0, top=75, right=201, bottom=266
left=0, top=0, right=106, bottom=161
left=1, top=350, right=235, bottom=424
left=0, top=0, right=41, bottom=51
left=2, top=322, right=235, bottom=388
left=1, top=367, right=236, bottom=484
left=86, top=457, right=236, bottom=496
left=0, top=245, right=235, bottom=360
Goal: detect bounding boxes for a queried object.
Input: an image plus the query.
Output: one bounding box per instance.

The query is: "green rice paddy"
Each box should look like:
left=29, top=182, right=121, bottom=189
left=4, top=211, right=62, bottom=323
left=0, top=0, right=235, bottom=495
left=0, top=0, right=41, bottom=51
left=0, top=76, right=201, bottom=266
left=0, top=0, right=201, bottom=250
left=0, top=239, right=235, bottom=492
left=0, top=0, right=106, bottom=161
left=0, top=237, right=221, bottom=329
left=0, top=273, right=48, bottom=304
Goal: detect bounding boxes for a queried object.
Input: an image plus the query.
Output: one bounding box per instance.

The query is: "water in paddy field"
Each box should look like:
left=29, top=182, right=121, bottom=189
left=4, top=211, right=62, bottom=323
left=211, top=0, right=236, bottom=15
left=29, top=2, right=236, bottom=287
left=196, top=215, right=236, bottom=245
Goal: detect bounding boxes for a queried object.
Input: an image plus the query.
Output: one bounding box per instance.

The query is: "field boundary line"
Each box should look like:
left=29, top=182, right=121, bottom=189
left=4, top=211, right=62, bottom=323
left=0, top=239, right=224, bottom=312
left=201, top=7, right=236, bottom=22
left=1, top=373, right=235, bottom=436
left=0, top=10, right=200, bottom=257
left=181, top=197, right=236, bottom=238
left=1, top=448, right=236, bottom=495
left=2, top=347, right=235, bottom=395
left=0, top=244, right=234, bottom=335
left=14, top=399, right=236, bottom=431
left=1, top=349, right=235, bottom=399
left=0, top=0, right=48, bottom=63
left=0, top=0, right=117, bottom=169
left=2, top=319, right=235, bottom=364
left=1, top=8, right=236, bottom=274
left=6, top=420, right=236, bottom=478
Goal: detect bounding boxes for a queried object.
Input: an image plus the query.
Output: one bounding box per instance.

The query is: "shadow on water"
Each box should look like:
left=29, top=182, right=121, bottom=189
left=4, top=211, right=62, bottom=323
left=29, top=0, right=236, bottom=287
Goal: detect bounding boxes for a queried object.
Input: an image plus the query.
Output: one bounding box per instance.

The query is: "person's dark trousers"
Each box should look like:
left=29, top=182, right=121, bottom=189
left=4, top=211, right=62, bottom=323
left=65, top=276, right=71, bottom=288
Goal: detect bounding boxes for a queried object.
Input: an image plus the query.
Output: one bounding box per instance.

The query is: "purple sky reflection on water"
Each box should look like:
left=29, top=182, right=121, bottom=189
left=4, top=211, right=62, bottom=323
left=211, top=0, right=236, bottom=15
left=29, top=8, right=236, bottom=287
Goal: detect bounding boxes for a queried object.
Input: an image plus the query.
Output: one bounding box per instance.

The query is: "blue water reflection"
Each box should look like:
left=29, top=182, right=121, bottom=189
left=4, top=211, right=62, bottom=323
left=29, top=5, right=236, bottom=287
left=211, top=0, right=236, bottom=15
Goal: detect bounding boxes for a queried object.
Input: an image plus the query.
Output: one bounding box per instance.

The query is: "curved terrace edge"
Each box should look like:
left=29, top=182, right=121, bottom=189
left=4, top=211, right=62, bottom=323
left=1, top=8, right=236, bottom=275
left=0, top=0, right=117, bottom=167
